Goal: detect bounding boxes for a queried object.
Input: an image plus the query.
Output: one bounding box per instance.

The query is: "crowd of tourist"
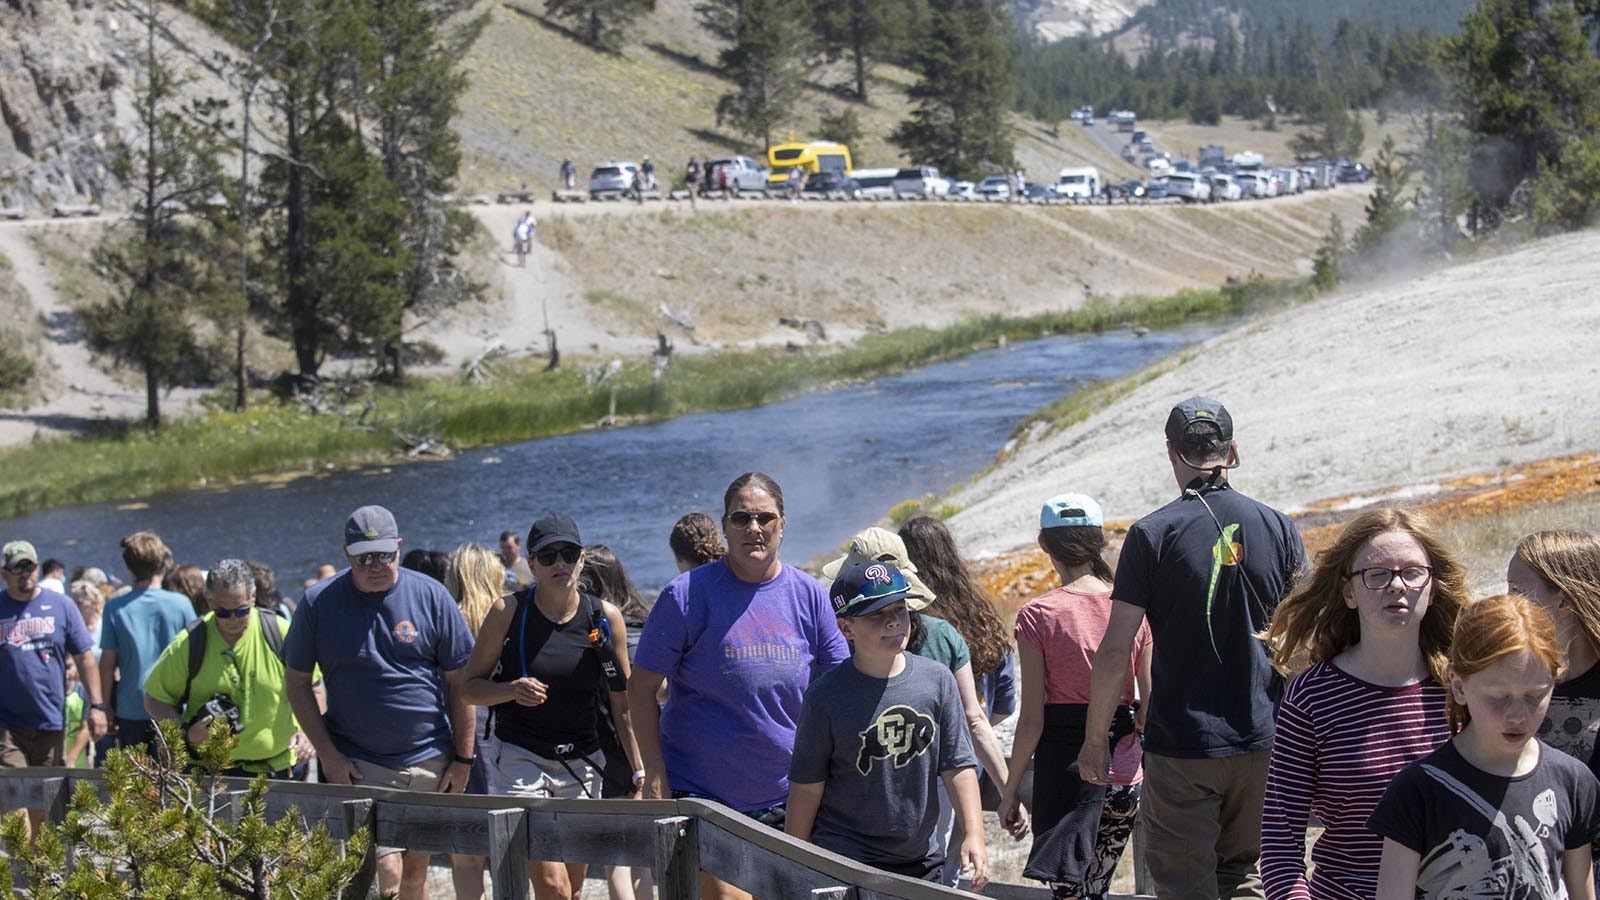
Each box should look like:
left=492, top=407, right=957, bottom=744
left=4, top=394, right=1600, bottom=900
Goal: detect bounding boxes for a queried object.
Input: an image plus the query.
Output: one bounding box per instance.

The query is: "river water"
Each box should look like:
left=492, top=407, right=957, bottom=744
left=2, top=323, right=1218, bottom=593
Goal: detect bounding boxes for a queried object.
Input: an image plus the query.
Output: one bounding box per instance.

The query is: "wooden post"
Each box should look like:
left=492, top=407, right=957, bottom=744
left=655, top=815, right=700, bottom=900
left=486, top=808, right=530, bottom=900
left=48, top=776, right=73, bottom=873
left=341, top=798, right=378, bottom=900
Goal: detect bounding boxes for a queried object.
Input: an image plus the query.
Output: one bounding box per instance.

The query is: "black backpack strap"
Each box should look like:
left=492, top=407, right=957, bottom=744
left=585, top=593, right=628, bottom=693
left=177, top=618, right=208, bottom=712
left=258, top=608, right=284, bottom=658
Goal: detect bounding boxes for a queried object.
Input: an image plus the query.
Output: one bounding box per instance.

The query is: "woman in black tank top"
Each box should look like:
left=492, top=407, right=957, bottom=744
left=458, top=513, right=642, bottom=900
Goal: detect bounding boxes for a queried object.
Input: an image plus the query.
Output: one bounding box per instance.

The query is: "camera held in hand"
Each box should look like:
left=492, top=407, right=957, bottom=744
left=190, top=693, right=243, bottom=735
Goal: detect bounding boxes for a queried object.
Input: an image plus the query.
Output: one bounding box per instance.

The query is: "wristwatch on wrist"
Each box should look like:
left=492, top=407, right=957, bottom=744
left=90, top=703, right=109, bottom=711
left=453, top=753, right=476, bottom=765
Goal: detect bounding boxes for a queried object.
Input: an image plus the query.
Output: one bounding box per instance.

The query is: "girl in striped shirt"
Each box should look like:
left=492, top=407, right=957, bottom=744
left=1258, top=508, right=1470, bottom=900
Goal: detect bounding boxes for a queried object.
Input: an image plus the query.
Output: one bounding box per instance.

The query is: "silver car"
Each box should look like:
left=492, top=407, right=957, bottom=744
left=588, top=161, right=640, bottom=199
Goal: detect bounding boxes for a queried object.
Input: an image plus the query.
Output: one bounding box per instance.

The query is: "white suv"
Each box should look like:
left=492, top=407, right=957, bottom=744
left=892, top=166, right=951, bottom=198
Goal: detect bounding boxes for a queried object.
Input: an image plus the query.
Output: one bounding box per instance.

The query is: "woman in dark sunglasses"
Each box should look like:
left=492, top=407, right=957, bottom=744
left=628, top=472, right=851, bottom=900
left=1257, top=508, right=1468, bottom=900
left=458, top=512, right=642, bottom=900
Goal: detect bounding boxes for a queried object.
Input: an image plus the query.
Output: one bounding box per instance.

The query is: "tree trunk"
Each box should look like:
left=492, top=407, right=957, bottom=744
left=145, top=359, right=161, bottom=428
left=284, top=97, right=319, bottom=380
left=851, top=9, right=867, bottom=102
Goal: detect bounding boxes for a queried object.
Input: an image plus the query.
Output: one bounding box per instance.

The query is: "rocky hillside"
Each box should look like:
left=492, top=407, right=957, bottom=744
left=0, top=0, right=236, bottom=212
left=1010, top=0, right=1155, bottom=41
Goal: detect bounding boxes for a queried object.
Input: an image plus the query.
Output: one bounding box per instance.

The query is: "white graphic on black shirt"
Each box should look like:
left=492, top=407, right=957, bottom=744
left=1418, top=764, right=1563, bottom=899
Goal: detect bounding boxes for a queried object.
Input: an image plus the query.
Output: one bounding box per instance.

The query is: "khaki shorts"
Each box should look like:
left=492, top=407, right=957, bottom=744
left=0, top=725, right=65, bottom=768
left=495, top=742, right=603, bottom=800
left=352, top=753, right=449, bottom=856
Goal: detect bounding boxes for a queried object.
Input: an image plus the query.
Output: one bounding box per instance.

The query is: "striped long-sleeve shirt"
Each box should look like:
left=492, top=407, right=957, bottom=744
left=1260, top=660, right=1450, bottom=900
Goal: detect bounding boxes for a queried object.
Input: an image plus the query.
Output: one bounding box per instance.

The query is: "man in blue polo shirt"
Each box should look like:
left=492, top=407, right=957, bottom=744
left=284, top=505, right=475, bottom=900
left=1, top=539, right=108, bottom=840
left=1078, top=397, right=1305, bottom=900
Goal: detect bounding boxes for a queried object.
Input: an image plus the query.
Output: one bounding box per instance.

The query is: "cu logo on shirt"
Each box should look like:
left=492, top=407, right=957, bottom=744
left=392, top=620, right=419, bottom=644
left=856, top=704, right=936, bottom=775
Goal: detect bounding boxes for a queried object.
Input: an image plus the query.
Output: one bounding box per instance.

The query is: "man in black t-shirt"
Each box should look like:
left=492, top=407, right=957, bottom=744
left=1078, top=396, right=1305, bottom=900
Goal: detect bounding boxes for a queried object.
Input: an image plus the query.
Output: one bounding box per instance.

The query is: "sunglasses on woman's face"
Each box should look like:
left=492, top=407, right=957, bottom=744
left=534, top=546, right=582, bottom=567
left=726, top=511, right=780, bottom=528
left=211, top=606, right=254, bottom=619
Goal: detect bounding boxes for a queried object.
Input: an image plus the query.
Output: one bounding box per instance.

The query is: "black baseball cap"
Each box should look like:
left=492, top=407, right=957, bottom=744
left=1165, top=396, right=1233, bottom=444
left=526, top=513, right=583, bottom=554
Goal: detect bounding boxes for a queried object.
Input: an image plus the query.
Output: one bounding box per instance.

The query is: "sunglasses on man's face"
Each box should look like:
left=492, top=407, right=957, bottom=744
left=534, top=546, right=583, bottom=567
left=211, top=606, right=253, bottom=619
left=726, top=511, right=780, bottom=528
left=4, top=561, right=37, bottom=575
left=351, top=551, right=397, bottom=567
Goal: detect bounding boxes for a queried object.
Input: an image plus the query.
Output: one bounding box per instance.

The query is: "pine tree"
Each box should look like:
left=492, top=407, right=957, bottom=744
left=1450, top=0, right=1600, bottom=217
left=890, top=0, right=1013, bottom=181
left=704, top=0, right=813, bottom=150
left=811, top=0, right=907, bottom=102
left=1310, top=214, right=1345, bottom=292
left=86, top=0, right=230, bottom=429
left=544, top=0, right=654, bottom=51
left=1352, top=135, right=1411, bottom=255
left=361, top=0, right=486, bottom=382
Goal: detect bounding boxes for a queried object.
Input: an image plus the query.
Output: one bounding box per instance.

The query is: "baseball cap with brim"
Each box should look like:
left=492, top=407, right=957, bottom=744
left=344, top=505, right=400, bottom=555
left=526, top=513, right=583, bottom=555
left=830, top=560, right=915, bottom=618
left=3, top=540, right=38, bottom=568
left=1040, top=493, right=1104, bottom=529
left=1165, top=396, right=1233, bottom=444
left=819, top=527, right=932, bottom=611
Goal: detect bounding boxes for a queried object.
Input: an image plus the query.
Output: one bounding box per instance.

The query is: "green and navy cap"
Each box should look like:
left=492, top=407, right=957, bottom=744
left=2, top=540, right=38, bottom=568
left=829, top=560, right=914, bottom=618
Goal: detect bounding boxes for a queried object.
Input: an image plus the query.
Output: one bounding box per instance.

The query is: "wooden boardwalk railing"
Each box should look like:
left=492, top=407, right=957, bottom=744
left=1, top=768, right=1152, bottom=899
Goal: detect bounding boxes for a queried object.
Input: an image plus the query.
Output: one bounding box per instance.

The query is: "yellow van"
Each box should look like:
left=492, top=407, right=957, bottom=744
left=765, top=141, right=853, bottom=189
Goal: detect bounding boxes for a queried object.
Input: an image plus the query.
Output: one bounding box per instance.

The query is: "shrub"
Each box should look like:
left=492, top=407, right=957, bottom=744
left=1, top=721, right=366, bottom=899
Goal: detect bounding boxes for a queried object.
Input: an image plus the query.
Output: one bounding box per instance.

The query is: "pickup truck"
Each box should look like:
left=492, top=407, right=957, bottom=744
left=705, top=155, right=769, bottom=196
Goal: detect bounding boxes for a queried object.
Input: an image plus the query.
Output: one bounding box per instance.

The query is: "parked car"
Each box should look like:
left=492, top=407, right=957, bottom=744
left=803, top=170, right=862, bottom=200
left=0, top=206, right=25, bottom=221
left=1236, top=171, right=1275, bottom=198
left=1145, top=178, right=1170, bottom=200
left=1111, top=179, right=1147, bottom=200
left=853, top=167, right=899, bottom=199
left=1209, top=173, right=1243, bottom=201
left=892, top=166, right=951, bottom=198
left=588, top=161, right=640, bottom=199
left=1054, top=166, right=1101, bottom=200
left=704, top=155, right=769, bottom=196
left=1022, top=183, right=1055, bottom=202
left=50, top=202, right=102, bottom=217
left=1337, top=160, right=1372, bottom=182
left=949, top=181, right=977, bottom=201
left=976, top=175, right=1011, bottom=199
left=1164, top=172, right=1211, bottom=202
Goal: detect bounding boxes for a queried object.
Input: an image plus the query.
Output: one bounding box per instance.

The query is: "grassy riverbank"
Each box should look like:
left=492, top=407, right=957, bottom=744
left=0, top=281, right=1285, bottom=520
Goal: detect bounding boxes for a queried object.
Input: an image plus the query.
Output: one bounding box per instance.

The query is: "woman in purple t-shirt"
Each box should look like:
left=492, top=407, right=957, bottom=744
left=629, top=472, right=850, bottom=900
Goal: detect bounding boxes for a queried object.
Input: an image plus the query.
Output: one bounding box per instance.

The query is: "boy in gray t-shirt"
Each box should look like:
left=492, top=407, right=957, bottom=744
left=786, top=561, right=987, bottom=888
